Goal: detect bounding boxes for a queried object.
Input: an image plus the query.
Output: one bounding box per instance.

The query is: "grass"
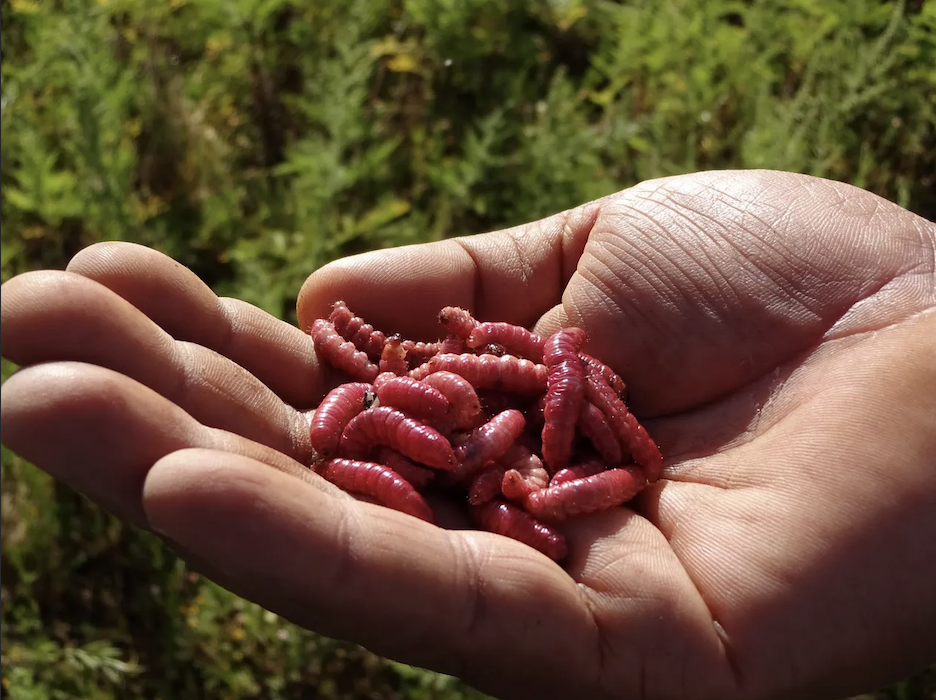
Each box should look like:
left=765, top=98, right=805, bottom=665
left=1, top=0, right=934, bottom=697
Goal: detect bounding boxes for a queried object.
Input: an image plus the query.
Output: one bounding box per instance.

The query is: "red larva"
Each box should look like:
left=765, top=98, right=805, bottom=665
left=375, top=376, right=450, bottom=420
left=328, top=301, right=385, bottom=362
left=550, top=457, right=606, bottom=487
left=329, top=301, right=387, bottom=362
left=439, top=334, right=466, bottom=355
left=421, top=370, right=482, bottom=429
left=351, top=324, right=387, bottom=363
left=579, top=352, right=627, bottom=399
left=471, top=500, right=568, bottom=562
left=525, top=466, right=646, bottom=522
left=624, top=420, right=663, bottom=482
left=329, top=301, right=358, bottom=337
left=584, top=363, right=664, bottom=482
left=341, top=406, right=455, bottom=471
left=497, top=441, right=539, bottom=472
left=311, top=319, right=380, bottom=382
left=541, top=328, right=588, bottom=471
left=374, top=446, right=436, bottom=489
left=438, top=306, right=479, bottom=338
left=489, top=355, right=548, bottom=394
left=502, top=469, right=544, bottom=501
left=372, top=371, right=398, bottom=390
left=543, top=327, right=587, bottom=360
left=411, top=353, right=547, bottom=395
left=467, top=322, right=545, bottom=362
left=309, top=382, right=372, bottom=457
left=578, top=400, right=624, bottom=465
left=379, top=336, right=409, bottom=376
left=468, top=463, right=507, bottom=505
left=499, top=444, right=549, bottom=501
left=401, top=339, right=442, bottom=366
left=308, top=306, right=658, bottom=563
left=322, top=458, right=434, bottom=523
left=450, top=409, right=526, bottom=482
left=498, top=441, right=548, bottom=478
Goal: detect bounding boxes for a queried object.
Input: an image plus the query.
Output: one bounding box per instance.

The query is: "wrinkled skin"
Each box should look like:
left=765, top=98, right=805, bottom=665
left=2, top=171, right=934, bottom=700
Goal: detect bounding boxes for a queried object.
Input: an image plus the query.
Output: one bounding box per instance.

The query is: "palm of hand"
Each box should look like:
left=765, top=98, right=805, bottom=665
left=2, top=171, right=934, bottom=700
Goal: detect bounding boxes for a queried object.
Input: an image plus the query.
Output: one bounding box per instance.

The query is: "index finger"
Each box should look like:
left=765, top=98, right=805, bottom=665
left=65, top=241, right=327, bottom=407
left=297, top=199, right=606, bottom=339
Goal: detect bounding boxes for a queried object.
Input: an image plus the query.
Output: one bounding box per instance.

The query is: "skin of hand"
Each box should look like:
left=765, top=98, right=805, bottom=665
left=1, top=170, right=934, bottom=700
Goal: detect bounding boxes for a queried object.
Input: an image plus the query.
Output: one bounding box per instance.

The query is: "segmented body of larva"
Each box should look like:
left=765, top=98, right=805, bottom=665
left=375, top=376, right=450, bottom=420
left=372, top=371, right=397, bottom=390
left=579, top=351, right=627, bottom=399
left=468, top=464, right=507, bottom=506
left=438, top=306, right=479, bottom=338
left=583, top=363, right=663, bottom=481
left=401, top=339, right=442, bottom=367
left=439, top=334, right=466, bottom=355
left=578, top=400, right=624, bottom=465
left=501, top=469, right=539, bottom=500
left=322, top=458, right=434, bottom=523
left=379, top=336, right=409, bottom=376
left=311, top=319, right=379, bottom=382
left=373, top=446, right=437, bottom=489
left=329, top=301, right=386, bottom=362
left=471, top=500, right=568, bottom=562
left=541, top=328, right=587, bottom=471
left=309, top=382, right=372, bottom=457
left=341, top=406, right=455, bottom=471
left=411, top=353, right=547, bottom=394
left=525, top=466, right=646, bottom=521
left=329, top=301, right=360, bottom=337
left=550, top=457, right=606, bottom=487
left=451, top=409, right=526, bottom=481
left=421, top=371, right=481, bottom=430
left=498, top=443, right=549, bottom=501
left=467, top=322, right=545, bottom=362
left=352, top=324, right=387, bottom=363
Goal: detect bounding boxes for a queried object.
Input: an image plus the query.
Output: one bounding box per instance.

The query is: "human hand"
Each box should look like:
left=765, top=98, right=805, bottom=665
left=2, top=170, right=934, bottom=700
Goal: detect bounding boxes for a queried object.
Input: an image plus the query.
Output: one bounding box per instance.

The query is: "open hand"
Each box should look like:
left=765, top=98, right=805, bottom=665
left=2, top=170, right=934, bottom=699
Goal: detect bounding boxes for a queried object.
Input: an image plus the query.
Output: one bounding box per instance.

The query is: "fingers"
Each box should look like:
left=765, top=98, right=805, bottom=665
left=142, top=447, right=604, bottom=699
left=0, top=362, right=339, bottom=528
left=1, top=271, right=313, bottom=462
left=297, top=199, right=606, bottom=339
left=145, top=448, right=736, bottom=699
left=66, top=242, right=322, bottom=407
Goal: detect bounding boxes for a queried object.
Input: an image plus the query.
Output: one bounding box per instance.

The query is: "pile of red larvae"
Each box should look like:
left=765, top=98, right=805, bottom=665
left=306, top=302, right=662, bottom=563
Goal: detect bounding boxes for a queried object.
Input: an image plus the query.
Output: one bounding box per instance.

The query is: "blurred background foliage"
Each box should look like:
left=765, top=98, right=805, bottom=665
left=1, top=0, right=934, bottom=698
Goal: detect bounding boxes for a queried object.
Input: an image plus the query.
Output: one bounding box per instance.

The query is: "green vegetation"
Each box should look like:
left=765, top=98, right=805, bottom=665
left=1, top=0, right=934, bottom=697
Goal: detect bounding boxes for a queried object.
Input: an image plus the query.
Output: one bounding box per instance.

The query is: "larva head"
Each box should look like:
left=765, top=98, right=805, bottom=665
left=310, top=318, right=331, bottom=335
left=564, top=326, right=587, bottom=347
left=438, top=306, right=477, bottom=337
